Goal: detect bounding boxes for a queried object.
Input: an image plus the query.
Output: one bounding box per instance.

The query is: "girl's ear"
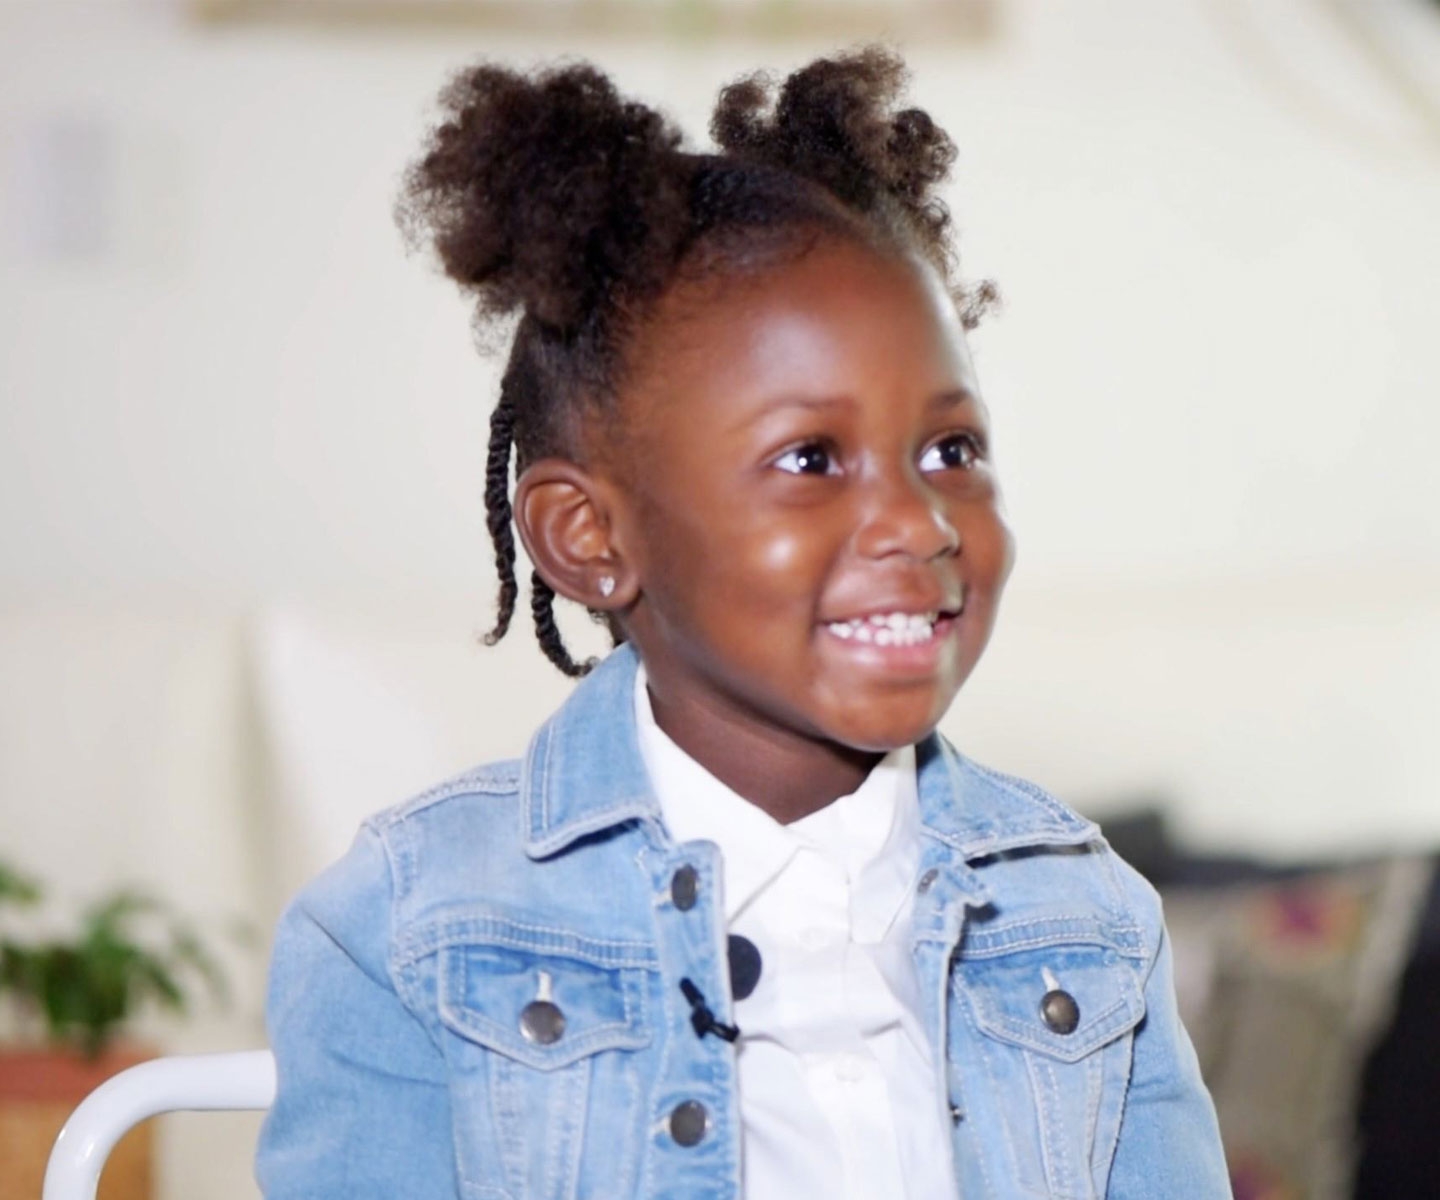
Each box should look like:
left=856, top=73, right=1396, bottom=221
left=513, top=458, right=638, bottom=612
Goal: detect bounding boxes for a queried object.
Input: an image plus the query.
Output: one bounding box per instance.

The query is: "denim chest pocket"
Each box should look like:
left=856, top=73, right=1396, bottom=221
left=433, top=927, right=656, bottom=1200
left=439, top=942, right=650, bottom=1068
left=951, top=940, right=1146, bottom=1200
left=962, top=943, right=1145, bottom=1061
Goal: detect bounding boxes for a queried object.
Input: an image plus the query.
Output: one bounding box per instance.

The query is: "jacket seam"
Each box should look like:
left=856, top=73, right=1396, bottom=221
left=371, top=764, right=523, bottom=831
left=534, top=719, right=558, bottom=839
left=1096, top=842, right=1156, bottom=969
left=959, top=916, right=1145, bottom=959
left=395, top=915, right=660, bottom=969
left=364, top=824, right=449, bottom=1059
left=953, top=754, right=1094, bottom=832
left=954, top=979, right=1029, bottom=1192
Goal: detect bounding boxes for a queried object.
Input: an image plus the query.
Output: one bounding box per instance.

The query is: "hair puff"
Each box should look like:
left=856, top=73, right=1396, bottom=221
left=396, top=61, right=691, bottom=337
left=710, top=47, right=959, bottom=276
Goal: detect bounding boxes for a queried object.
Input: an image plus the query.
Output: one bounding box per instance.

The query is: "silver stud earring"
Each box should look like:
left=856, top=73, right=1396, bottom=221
left=598, top=575, right=616, bottom=599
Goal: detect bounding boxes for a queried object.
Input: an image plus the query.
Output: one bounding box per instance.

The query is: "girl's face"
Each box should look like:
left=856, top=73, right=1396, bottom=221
left=610, top=235, right=1014, bottom=757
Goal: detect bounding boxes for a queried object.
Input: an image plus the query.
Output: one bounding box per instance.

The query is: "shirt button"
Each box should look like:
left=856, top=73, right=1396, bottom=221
left=670, top=864, right=699, bottom=911
left=916, top=868, right=939, bottom=894
left=518, top=999, right=565, bottom=1045
left=727, top=934, right=763, bottom=1001
left=668, top=1100, right=709, bottom=1146
left=1040, top=988, right=1081, bottom=1034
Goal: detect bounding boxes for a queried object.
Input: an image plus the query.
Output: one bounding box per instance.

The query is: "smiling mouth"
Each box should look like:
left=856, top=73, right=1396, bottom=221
left=823, top=588, right=966, bottom=647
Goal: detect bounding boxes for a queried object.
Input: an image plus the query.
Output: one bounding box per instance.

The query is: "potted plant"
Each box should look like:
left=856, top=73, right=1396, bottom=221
left=0, top=859, right=238, bottom=1200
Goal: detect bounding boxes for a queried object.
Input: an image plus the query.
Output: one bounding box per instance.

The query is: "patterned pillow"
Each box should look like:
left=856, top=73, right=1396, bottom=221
left=1161, top=858, right=1433, bottom=1200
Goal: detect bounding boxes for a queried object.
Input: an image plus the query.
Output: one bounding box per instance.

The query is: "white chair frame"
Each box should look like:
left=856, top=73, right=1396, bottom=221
left=43, top=1049, right=276, bottom=1200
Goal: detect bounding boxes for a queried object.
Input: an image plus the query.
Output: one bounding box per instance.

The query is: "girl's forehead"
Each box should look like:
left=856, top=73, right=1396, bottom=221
left=617, top=235, right=976, bottom=428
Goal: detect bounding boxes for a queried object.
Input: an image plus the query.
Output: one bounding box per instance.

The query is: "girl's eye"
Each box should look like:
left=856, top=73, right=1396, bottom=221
left=773, top=442, right=839, bottom=476
left=919, top=433, right=981, bottom=472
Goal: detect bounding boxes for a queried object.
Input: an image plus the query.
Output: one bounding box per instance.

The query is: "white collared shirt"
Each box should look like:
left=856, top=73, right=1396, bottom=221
left=633, top=667, right=959, bottom=1200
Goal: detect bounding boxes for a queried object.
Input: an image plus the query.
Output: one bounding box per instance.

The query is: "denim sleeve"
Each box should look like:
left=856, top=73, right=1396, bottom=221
left=1107, top=864, right=1233, bottom=1198
left=255, top=825, right=459, bottom=1200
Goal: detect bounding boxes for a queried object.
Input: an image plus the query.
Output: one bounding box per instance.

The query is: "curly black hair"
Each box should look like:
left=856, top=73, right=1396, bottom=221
left=396, top=47, right=993, bottom=677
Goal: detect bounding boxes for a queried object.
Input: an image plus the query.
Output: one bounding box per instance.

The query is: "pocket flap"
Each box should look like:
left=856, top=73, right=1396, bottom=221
left=438, top=936, right=652, bottom=1071
left=957, top=944, right=1146, bottom=1063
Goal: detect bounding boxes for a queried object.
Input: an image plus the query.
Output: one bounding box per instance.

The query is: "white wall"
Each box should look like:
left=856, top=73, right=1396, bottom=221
left=2, top=2, right=1439, bottom=1195
left=3, top=0, right=1438, bottom=599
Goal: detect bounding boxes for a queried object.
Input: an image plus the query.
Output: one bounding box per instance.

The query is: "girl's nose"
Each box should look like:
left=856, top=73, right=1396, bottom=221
left=852, top=468, right=960, bottom=562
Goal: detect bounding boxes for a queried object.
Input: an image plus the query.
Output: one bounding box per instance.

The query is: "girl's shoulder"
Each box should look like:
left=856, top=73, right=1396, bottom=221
left=369, top=756, right=525, bottom=830
left=929, top=738, right=1167, bottom=966
left=282, top=757, right=532, bottom=957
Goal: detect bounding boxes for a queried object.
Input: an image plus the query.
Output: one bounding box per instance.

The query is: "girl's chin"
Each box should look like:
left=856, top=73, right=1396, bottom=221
left=819, top=697, right=953, bottom=755
left=809, top=669, right=974, bottom=753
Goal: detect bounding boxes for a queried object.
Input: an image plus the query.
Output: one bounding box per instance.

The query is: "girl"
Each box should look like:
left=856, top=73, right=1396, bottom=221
left=256, top=48, right=1230, bottom=1200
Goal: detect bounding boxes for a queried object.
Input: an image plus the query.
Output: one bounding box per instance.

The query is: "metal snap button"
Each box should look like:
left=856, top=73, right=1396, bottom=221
left=671, top=864, right=699, bottom=911
left=916, top=868, right=939, bottom=894
left=669, top=1099, right=709, bottom=1147
left=519, top=999, right=566, bottom=1045
left=1040, top=988, right=1080, bottom=1035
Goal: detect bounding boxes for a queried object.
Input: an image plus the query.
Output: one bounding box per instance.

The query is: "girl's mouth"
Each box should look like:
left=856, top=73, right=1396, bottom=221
left=821, top=588, right=966, bottom=647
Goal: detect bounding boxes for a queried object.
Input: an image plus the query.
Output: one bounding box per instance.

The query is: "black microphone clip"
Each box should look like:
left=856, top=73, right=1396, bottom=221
left=679, top=978, right=740, bottom=1043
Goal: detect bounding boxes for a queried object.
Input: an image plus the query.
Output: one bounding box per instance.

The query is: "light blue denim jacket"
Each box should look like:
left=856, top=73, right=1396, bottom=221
left=257, top=644, right=1230, bottom=1199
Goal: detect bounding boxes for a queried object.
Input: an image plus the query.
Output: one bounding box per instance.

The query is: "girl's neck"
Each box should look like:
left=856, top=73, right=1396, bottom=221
left=644, top=677, right=884, bottom=825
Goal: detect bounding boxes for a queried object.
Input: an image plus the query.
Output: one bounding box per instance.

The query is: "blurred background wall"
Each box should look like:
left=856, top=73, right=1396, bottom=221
left=2, top=1, right=1438, bottom=1196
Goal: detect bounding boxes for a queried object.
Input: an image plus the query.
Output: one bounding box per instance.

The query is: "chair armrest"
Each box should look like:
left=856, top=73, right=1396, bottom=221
left=43, top=1049, right=276, bottom=1200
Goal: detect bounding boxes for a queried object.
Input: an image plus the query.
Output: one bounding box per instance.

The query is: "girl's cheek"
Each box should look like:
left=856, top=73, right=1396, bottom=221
left=756, top=529, right=810, bottom=578
left=963, top=502, right=1014, bottom=578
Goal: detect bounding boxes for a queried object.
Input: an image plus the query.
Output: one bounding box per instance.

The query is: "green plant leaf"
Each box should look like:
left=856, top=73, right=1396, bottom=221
left=0, top=863, right=245, bottom=1055
left=0, top=861, right=42, bottom=907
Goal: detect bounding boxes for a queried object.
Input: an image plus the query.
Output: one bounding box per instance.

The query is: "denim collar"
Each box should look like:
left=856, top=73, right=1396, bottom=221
left=520, top=643, right=1098, bottom=861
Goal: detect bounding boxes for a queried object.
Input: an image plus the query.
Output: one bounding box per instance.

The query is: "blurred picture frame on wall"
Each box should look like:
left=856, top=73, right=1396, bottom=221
left=186, top=0, right=998, bottom=41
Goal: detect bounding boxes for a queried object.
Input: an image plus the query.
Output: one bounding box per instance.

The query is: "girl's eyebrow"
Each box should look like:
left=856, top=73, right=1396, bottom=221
left=726, top=394, right=855, bottom=434
left=731, top=388, right=978, bottom=432
left=927, top=388, right=979, bottom=414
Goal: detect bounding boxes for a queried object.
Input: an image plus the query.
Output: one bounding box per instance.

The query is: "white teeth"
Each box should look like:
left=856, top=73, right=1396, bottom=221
left=825, top=611, right=941, bottom=646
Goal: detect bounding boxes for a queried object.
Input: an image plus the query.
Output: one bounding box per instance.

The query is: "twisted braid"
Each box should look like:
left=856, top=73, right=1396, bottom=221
left=480, top=379, right=519, bottom=647
left=530, top=570, right=596, bottom=678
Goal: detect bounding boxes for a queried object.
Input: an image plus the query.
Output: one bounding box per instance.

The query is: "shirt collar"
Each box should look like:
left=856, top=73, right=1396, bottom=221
left=519, top=642, right=1099, bottom=861
left=633, top=662, right=917, bottom=929
left=793, top=748, right=921, bottom=943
